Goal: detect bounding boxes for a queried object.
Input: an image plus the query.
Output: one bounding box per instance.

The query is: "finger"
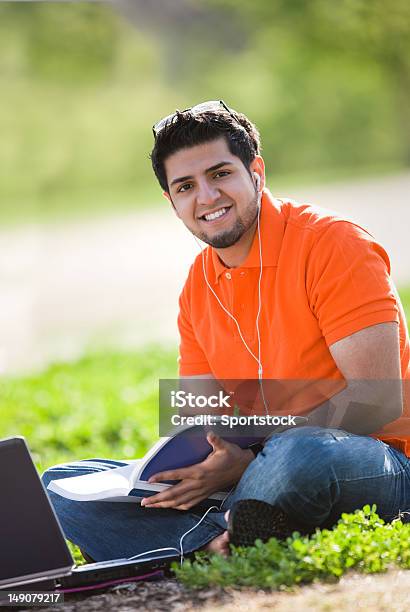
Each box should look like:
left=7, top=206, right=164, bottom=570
left=171, top=490, right=210, bottom=509
left=207, top=431, right=226, bottom=451
left=142, top=499, right=180, bottom=509
left=174, top=496, right=207, bottom=511
left=142, top=495, right=196, bottom=510
left=148, top=466, right=197, bottom=483
left=141, top=481, right=194, bottom=507
left=153, top=492, right=207, bottom=511
left=173, top=486, right=219, bottom=510
left=141, top=488, right=184, bottom=507
left=148, top=470, right=180, bottom=483
left=143, top=487, right=207, bottom=510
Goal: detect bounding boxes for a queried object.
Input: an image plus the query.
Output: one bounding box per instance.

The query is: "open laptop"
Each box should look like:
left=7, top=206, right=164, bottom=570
left=0, top=437, right=179, bottom=591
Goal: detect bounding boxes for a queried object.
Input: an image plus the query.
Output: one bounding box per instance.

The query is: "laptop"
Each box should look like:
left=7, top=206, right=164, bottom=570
left=0, top=437, right=179, bottom=591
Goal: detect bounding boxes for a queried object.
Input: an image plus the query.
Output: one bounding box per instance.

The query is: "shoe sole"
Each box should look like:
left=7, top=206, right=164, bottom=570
left=228, top=499, right=304, bottom=547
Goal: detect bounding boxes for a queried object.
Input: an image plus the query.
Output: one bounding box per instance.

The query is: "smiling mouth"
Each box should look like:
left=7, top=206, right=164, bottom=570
left=199, top=206, right=232, bottom=222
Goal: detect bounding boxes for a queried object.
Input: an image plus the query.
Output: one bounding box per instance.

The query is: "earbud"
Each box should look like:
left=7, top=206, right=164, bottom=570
left=253, top=172, right=261, bottom=192
left=253, top=173, right=262, bottom=209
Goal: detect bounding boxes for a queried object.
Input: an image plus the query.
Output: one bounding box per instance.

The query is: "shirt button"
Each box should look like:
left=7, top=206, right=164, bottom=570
left=225, top=272, right=232, bottom=279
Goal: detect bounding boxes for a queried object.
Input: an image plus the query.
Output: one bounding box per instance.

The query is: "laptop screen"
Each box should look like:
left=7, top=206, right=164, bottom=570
left=0, top=437, right=73, bottom=587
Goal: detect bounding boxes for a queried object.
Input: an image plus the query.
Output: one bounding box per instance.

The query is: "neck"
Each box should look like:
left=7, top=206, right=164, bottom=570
left=214, top=217, right=258, bottom=268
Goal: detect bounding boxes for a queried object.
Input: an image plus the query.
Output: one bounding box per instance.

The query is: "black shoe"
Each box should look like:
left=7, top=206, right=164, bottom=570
left=228, top=499, right=312, bottom=547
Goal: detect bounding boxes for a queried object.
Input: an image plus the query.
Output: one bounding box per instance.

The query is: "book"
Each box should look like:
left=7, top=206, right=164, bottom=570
left=46, top=422, right=264, bottom=507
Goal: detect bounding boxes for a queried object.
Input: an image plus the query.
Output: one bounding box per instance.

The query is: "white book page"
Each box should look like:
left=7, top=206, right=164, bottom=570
left=47, top=460, right=142, bottom=501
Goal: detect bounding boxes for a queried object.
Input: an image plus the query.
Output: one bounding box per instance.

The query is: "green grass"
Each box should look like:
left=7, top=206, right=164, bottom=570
left=0, top=345, right=177, bottom=472
left=174, top=505, right=410, bottom=589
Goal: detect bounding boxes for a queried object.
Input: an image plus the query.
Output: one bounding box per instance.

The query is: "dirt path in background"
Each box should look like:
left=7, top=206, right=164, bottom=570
left=0, top=172, right=409, bottom=375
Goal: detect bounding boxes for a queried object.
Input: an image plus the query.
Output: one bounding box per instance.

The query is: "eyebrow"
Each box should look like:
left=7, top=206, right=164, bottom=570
left=170, top=161, right=234, bottom=187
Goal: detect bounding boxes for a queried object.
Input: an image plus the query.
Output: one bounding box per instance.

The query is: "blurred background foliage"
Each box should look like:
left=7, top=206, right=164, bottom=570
left=0, top=0, right=409, bottom=224
left=0, top=346, right=178, bottom=470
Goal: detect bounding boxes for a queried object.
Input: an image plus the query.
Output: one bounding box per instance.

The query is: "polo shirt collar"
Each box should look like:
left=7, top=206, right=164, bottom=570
left=211, top=189, right=284, bottom=283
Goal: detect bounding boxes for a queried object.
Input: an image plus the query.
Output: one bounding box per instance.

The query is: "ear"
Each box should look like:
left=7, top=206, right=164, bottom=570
left=163, top=191, right=180, bottom=217
left=249, top=156, right=265, bottom=191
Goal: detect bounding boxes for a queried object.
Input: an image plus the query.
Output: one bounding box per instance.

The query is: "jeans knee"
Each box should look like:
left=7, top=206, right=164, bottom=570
left=264, top=428, right=340, bottom=493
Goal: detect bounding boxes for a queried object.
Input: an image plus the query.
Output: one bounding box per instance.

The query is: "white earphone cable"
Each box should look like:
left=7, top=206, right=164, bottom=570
left=127, top=498, right=227, bottom=566
left=194, top=187, right=269, bottom=414
left=197, top=237, right=261, bottom=368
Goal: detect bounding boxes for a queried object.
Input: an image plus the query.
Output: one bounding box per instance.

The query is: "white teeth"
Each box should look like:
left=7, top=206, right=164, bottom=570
left=204, top=208, right=227, bottom=221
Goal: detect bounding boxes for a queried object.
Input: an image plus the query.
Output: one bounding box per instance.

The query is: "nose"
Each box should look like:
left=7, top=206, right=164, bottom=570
left=196, top=179, right=220, bottom=207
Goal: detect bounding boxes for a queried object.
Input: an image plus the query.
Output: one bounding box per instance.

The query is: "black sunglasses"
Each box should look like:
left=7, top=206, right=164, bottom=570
left=152, top=99, right=238, bottom=138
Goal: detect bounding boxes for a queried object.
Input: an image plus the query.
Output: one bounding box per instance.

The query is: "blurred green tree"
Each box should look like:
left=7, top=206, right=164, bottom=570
left=210, top=0, right=410, bottom=163
left=0, top=2, right=119, bottom=83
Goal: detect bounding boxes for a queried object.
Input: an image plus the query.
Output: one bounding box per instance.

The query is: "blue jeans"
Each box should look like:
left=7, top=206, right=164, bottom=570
left=42, top=427, right=410, bottom=562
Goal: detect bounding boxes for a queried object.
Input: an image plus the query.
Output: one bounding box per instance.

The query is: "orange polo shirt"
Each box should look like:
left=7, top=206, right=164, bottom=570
left=178, top=189, right=410, bottom=455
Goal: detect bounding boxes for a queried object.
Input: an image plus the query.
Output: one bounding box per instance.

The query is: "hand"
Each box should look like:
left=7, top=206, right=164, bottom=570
left=140, top=432, right=254, bottom=511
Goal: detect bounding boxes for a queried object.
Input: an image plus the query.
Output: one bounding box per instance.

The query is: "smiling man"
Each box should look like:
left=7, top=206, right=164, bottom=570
left=42, top=101, right=410, bottom=560
left=164, top=142, right=261, bottom=259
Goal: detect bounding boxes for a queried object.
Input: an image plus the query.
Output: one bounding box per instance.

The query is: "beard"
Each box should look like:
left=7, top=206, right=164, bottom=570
left=195, top=193, right=259, bottom=249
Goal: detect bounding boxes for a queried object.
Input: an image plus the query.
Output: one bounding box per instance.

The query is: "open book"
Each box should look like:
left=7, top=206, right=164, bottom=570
left=47, top=422, right=265, bottom=507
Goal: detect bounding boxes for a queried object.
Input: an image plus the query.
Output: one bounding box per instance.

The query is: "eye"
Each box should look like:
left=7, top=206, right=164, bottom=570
left=214, top=170, right=230, bottom=179
left=178, top=182, right=193, bottom=193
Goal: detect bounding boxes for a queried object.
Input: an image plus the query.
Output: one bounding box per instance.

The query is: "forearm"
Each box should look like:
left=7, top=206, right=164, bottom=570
left=305, top=379, right=403, bottom=435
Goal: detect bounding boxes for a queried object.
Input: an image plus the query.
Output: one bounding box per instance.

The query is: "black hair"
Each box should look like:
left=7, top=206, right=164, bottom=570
left=150, top=108, right=261, bottom=192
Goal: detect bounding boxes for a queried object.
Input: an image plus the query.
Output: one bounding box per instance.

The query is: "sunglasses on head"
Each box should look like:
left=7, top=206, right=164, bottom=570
left=152, top=99, right=238, bottom=138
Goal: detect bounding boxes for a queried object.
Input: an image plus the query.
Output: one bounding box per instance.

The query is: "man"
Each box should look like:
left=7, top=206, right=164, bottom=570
left=42, top=101, right=410, bottom=560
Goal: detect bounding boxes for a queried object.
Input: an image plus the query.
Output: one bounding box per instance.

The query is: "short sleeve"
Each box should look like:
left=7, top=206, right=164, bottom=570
left=177, top=274, right=211, bottom=376
left=306, top=221, right=399, bottom=346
